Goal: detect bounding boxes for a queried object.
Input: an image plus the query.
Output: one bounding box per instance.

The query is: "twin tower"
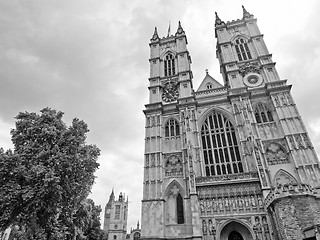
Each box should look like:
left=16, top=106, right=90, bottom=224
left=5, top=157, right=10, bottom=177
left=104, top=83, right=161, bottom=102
left=103, top=6, right=320, bottom=240
left=141, top=6, right=320, bottom=240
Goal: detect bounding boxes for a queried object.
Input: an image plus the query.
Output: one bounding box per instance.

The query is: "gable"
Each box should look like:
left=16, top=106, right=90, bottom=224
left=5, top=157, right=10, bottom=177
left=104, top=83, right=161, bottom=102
left=196, top=72, right=223, bottom=91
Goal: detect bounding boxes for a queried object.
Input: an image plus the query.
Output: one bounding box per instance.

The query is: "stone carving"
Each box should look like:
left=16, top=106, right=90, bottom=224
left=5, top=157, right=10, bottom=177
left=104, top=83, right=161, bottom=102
left=262, top=216, right=271, bottom=240
left=208, top=219, right=216, bottom=235
left=274, top=170, right=297, bottom=187
left=265, top=142, right=289, bottom=165
left=233, top=102, right=240, bottom=114
left=253, top=216, right=263, bottom=240
left=239, top=62, right=261, bottom=77
left=202, top=220, right=207, bottom=235
left=165, top=155, right=183, bottom=176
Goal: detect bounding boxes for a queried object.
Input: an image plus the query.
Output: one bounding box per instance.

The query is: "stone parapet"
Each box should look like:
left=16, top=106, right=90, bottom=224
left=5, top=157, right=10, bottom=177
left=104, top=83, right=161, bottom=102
left=265, top=183, right=318, bottom=208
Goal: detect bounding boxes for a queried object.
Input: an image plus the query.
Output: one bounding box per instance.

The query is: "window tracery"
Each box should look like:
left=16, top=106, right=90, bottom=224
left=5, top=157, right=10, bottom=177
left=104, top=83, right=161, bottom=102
left=165, top=183, right=185, bottom=225
left=254, top=102, right=274, bottom=123
left=201, top=111, right=243, bottom=176
left=234, top=38, right=252, bottom=61
left=165, top=118, right=180, bottom=138
left=164, top=53, right=175, bottom=77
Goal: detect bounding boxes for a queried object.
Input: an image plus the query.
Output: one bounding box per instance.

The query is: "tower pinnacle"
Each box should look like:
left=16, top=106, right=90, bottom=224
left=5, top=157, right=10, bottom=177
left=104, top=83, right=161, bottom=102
left=167, top=21, right=171, bottom=37
left=176, top=21, right=185, bottom=35
left=150, top=27, right=159, bottom=42
left=215, top=12, right=224, bottom=26
left=242, top=5, right=253, bottom=19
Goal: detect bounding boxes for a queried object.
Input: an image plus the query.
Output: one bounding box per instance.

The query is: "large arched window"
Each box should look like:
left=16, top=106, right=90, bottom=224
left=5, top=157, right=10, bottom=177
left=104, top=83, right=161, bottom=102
left=165, top=118, right=180, bottom=138
left=234, top=38, right=252, bottom=61
left=201, top=111, right=243, bottom=176
left=176, top=193, right=184, bottom=224
left=164, top=53, right=175, bottom=77
left=255, top=102, right=274, bottom=123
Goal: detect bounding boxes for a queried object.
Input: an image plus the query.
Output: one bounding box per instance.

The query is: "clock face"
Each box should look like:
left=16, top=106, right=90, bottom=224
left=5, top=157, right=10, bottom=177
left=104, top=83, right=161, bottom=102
left=162, top=80, right=179, bottom=102
left=106, top=209, right=111, bottom=214
left=243, top=73, right=263, bottom=87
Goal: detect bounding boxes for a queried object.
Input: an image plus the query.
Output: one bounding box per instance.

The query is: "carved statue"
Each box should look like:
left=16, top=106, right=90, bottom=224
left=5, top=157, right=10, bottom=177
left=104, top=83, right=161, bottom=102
left=202, top=220, right=207, bottom=235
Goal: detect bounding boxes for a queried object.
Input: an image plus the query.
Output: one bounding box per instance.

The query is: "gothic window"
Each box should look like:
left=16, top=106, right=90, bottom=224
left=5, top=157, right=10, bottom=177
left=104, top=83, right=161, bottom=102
left=164, top=53, right=175, bottom=77
left=234, top=38, right=252, bottom=61
left=133, top=233, right=140, bottom=240
left=165, top=118, right=180, bottom=138
left=255, top=102, right=274, bottom=123
left=114, top=205, right=120, bottom=219
left=176, top=193, right=184, bottom=224
left=165, top=183, right=184, bottom=225
left=201, top=111, right=243, bottom=176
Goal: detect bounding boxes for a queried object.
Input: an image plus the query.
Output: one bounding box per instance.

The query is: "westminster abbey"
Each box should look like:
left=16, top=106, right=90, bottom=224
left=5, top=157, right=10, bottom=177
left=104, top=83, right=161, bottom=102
left=140, top=6, right=320, bottom=240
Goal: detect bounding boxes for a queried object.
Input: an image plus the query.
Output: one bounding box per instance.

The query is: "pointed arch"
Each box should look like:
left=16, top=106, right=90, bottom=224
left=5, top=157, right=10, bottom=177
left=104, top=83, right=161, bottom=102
left=164, top=180, right=185, bottom=198
left=164, top=118, right=180, bottom=138
left=164, top=180, right=185, bottom=225
left=230, top=35, right=252, bottom=61
left=273, top=169, right=298, bottom=187
left=161, top=50, right=177, bottom=77
left=218, top=219, right=254, bottom=240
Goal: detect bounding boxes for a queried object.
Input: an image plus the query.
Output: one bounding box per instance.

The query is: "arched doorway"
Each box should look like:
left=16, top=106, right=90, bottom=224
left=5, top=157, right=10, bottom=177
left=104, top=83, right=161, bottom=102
left=228, top=231, right=244, bottom=240
left=219, top=221, right=254, bottom=240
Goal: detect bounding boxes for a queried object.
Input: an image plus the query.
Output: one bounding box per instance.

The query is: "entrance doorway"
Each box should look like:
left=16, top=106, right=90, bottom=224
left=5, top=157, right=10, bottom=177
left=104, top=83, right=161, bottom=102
left=228, top=231, right=244, bottom=240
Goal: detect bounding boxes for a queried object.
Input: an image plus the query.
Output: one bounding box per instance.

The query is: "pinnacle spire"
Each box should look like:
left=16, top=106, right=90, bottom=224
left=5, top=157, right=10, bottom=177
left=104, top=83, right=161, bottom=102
left=176, top=20, right=185, bottom=35
left=242, top=5, right=253, bottom=19
left=151, top=27, right=159, bottom=41
left=167, top=20, right=171, bottom=37
left=215, top=12, right=224, bottom=26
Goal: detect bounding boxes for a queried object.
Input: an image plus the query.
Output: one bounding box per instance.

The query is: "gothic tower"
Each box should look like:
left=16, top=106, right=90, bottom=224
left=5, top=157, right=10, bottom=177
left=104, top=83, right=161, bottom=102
left=103, top=190, right=128, bottom=240
left=141, top=7, right=320, bottom=240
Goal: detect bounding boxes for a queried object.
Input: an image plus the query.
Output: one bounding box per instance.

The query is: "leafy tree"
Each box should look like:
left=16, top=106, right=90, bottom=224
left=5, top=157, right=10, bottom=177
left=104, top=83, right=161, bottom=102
left=74, top=199, right=104, bottom=240
left=0, top=108, right=100, bottom=240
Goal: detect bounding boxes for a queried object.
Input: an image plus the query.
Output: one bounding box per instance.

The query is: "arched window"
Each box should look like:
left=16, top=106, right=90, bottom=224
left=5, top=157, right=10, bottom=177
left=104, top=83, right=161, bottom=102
left=255, top=102, right=274, bottom=123
left=164, top=53, right=175, bottom=77
left=234, top=38, right=252, bottom=61
left=206, top=83, right=213, bottom=89
left=133, top=232, right=140, bottom=240
left=176, top=193, right=184, bottom=224
left=165, top=119, right=180, bottom=138
left=201, top=111, right=243, bottom=176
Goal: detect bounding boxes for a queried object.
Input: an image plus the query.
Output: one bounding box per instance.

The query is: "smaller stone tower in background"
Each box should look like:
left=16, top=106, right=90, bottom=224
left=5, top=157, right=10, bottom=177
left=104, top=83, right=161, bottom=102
left=103, top=190, right=128, bottom=240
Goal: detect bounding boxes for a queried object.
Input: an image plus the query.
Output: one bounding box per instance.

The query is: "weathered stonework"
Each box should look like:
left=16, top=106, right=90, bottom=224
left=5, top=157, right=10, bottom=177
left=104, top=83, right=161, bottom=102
left=140, top=6, right=320, bottom=240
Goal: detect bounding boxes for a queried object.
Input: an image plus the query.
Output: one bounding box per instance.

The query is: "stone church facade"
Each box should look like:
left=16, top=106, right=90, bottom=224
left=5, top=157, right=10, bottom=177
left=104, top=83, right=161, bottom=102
left=141, top=6, right=320, bottom=240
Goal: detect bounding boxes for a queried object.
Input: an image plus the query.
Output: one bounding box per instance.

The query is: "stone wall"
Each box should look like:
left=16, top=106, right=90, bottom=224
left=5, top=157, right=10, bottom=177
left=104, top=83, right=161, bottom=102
left=271, top=195, right=320, bottom=239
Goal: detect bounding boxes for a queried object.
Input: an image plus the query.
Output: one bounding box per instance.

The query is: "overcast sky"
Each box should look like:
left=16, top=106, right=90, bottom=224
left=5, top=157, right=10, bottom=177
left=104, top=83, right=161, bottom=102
left=0, top=0, right=320, bottom=231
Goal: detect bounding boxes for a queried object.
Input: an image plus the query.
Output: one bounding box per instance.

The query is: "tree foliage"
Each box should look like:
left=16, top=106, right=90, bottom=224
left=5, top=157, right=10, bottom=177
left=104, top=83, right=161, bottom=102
left=0, top=108, right=101, bottom=239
